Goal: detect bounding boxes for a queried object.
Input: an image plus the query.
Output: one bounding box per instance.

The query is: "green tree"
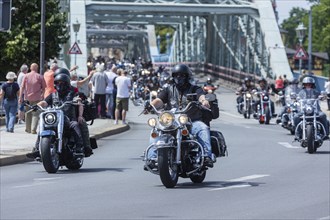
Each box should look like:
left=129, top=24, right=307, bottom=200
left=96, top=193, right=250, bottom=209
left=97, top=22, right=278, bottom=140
left=0, top=0, right=69, bottom=78
left=280, top=8, right=308, bottom=49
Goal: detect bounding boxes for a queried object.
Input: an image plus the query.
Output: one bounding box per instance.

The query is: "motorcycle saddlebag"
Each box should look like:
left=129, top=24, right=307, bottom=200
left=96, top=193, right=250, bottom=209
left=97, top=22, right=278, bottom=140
left=83, top=101, right=97, bottom=122
left=210, top=130, right=228, bottom=157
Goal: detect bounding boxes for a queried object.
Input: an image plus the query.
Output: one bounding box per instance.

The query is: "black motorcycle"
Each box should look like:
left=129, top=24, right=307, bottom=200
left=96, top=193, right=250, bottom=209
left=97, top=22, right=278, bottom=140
left=26, top=99, right=87, bottom=173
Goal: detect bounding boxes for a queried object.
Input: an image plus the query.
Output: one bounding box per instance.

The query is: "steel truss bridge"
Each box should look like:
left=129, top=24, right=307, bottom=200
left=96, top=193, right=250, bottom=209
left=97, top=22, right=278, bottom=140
left=69, top=0, right=292, bottom=82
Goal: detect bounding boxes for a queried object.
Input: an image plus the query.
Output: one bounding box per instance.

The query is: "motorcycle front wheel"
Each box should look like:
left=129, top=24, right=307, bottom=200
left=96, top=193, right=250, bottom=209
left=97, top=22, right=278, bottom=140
left=158, top=148, right=178, bottom=188
left=40, top=136, right=60, bottom=173
left=306, top=124, right=316, bottom=154
left=264, top=106, right=271, bottom=124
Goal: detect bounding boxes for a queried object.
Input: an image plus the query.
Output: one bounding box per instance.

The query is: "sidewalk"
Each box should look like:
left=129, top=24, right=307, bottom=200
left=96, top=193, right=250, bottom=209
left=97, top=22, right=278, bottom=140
left=0, top=119, right=130, bottom=166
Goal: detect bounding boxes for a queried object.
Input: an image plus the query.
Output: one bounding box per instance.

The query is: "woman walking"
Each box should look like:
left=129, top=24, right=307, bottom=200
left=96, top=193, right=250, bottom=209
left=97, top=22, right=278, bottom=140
left=0, top=72, right=20, bottom=132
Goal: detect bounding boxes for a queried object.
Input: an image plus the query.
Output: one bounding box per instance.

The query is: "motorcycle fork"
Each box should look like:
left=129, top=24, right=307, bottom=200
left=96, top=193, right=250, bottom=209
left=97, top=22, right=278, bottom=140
left=176, top=128, right=182, bottom=165
left=57, top=111, right=65, bottom=153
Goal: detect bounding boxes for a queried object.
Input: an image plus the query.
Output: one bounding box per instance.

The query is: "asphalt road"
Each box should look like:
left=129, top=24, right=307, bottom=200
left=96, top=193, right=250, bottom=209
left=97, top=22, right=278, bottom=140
left=1, top=87, right=329, bottom=220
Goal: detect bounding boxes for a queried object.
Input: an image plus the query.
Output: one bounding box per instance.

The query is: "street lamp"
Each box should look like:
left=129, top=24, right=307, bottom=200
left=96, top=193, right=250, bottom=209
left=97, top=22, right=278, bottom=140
left=72, top=19, right=80, bottom=66
left=295, top=23, right=306, bottom=75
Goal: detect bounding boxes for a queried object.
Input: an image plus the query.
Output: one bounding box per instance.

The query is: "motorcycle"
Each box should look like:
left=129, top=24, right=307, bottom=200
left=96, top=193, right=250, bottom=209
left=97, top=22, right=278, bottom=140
left=203, top=84, right=218, bottom=94
left=236, top=91, right=254, bottom=119
left=142, top=93, right=227, bottom=188
left=294, top=95, right=327, bottom=154
left=26, top=97, right=87, bottom=173
left=254, top=90, right=274, bottom=124
left=130, top=81, right=145, bottom=106
left=280, top=92, right=299, bottom=135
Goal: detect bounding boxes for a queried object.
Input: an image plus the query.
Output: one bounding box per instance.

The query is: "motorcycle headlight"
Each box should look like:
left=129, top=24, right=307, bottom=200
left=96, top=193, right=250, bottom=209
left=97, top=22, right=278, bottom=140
left=148, top=118, right=157, bottom=127
left=44, top=113, right=57, bottom=125
left=178, top=114, right=189, bottom=125
left=304, top=105, right=314, bottom=115
left=159, top=112, right=175, bottom=127
left=263, top=96, right=269, bottom=101
left=246, top=93, right=252, bottom=98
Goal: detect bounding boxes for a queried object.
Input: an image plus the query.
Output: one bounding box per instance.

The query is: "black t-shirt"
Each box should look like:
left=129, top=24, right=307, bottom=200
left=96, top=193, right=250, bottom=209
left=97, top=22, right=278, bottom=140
left=44, top=86, right=77, bottom=120
left=2, top=82, right=19, bottom=100
left=157, top=84, right=205, bottom=121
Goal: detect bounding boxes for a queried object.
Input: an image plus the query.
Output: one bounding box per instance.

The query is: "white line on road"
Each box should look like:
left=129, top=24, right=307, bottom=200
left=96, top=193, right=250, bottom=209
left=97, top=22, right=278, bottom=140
left=319, top=216, right=330, bottom=220
left=278, top=142, right=300, bottom=149
left=12, top=177, right=63, bottom=188
left=208, top=174, right=269, bottom=191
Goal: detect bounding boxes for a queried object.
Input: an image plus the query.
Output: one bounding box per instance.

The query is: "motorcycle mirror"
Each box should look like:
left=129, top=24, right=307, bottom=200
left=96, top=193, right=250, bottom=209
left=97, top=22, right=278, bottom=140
left=205, top=93, right=216, bottom=102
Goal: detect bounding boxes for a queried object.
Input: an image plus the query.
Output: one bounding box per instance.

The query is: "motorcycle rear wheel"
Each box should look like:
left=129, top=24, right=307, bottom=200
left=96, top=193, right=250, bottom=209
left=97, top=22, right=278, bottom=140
left=40, top=136, right=60, bottom=173
left=190, top=170, right=206, bottom=183
left=158, top=148, right=178, bottom=188
left=306, top=124, right=316, bottom=154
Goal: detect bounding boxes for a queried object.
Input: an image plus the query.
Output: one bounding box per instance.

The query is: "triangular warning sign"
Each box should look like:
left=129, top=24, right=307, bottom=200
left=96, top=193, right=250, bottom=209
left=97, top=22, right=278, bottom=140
left=293, top=47, right=308, bottom=60
left=68, top=42, right=82, bottom=55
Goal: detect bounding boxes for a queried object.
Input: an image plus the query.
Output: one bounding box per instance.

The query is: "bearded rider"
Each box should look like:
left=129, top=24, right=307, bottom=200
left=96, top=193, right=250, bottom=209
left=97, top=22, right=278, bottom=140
left=145, top=64, right=214, bottom=169
left=293, top=77, right=329, bottom=140
left=26, top=70, right=93, bottom=159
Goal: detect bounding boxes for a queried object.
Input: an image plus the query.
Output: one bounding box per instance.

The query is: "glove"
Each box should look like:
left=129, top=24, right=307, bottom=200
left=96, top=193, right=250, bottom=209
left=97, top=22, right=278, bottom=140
left=144, top=101, right=152, bottom=112
left=32, top=105, right=39, bottom=111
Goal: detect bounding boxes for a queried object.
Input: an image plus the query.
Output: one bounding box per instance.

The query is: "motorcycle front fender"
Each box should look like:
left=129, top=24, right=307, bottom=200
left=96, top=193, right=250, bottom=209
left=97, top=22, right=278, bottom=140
left=40, top=130, right=56, bottom=137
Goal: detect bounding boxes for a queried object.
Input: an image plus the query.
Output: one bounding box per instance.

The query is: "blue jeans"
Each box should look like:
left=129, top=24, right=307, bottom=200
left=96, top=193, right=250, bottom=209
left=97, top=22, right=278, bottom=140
left=3, top=99, right=18, bottom=132
left=147, top=120, right=212, bottom=159
left=106, top=93, right=114, bottom=118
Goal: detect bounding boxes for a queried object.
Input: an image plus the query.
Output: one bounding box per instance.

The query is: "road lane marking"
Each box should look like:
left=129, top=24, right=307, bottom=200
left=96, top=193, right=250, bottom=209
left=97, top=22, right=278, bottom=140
left=208, top=174, right=269, bottom=191
left=278, top=142, right=300, bottom=149
left=12, top=177, right=63, bottom=188
left=319, top=216, right=330, bottom=220
left=220, top=111, right=242, bottom=119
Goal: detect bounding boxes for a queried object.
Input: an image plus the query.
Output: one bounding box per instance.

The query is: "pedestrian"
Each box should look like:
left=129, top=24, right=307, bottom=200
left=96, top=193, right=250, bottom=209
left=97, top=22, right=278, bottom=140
left=43, top=62, right=58, bottom=98
left=19, top=63, right=46, bottom=134
left=17, top=64, right=28, bottom=124
left=114, top=69, right=131, bottom=124
left=105, top=64, right=117, bottom=119
left=70, top=70, right=94, bottom=96
left=325, top=76, right=330, bottom=111
left=0, top=72, right=20, bottom=132
left=89, top=63, right=108, bottom=118
left=275, top=75, right=284, bottom=93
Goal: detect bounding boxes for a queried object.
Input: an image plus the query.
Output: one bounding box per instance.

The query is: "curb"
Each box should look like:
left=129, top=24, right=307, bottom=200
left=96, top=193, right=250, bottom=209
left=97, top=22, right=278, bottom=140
left=0, top=124, right=130, bottom=167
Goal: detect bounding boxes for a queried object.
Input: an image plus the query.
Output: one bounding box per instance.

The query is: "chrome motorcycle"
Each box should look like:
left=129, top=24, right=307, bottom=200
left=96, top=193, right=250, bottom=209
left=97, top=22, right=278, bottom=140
left=280, top=92, right=299, bottom=135
left=237, top=91, right=254, bottom=119
left=254, top=90, right=273, bottom=124
left=142, top=94, right=227, bottom=188
left=294, top=96, right=327, bottom=154
left=27, top=98, right=86, bottom=173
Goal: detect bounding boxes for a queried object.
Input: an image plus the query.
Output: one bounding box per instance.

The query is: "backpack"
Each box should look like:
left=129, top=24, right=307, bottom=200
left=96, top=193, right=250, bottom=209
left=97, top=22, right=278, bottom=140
left=4, top=83, right=17, bottom=100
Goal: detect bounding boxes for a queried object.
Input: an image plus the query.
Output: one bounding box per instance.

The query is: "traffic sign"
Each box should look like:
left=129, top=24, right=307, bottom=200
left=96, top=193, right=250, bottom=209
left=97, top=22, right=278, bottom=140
left=68, top=42, right=82, bottom=54
left=293, top=47, right=308, bottom=60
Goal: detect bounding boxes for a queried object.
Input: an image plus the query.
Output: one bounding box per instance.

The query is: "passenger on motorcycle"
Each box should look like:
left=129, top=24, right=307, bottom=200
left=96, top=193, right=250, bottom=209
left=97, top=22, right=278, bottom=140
left=253, top=77, right=276, bottom=117
left=26, top=71, right=93, bottom=158
left=293, top=77, right=329, bottom=139
left=236, top=77, right=255, bottom=113
left=146, top=64, right=214, bottom=168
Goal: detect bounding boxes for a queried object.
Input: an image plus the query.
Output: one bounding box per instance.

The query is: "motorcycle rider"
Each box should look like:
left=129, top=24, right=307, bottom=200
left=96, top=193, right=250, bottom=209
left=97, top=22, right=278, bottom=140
left=236, top=77, right=255, bottom=114
left=253, top=77, right=276, bottom=118
left=293, top=77, right=329, bottom=140
left=145, top=64, right=214, bottom=168
left=26, top=71, right=93, bottom=158
left=276, top=79, right=300, bottom=125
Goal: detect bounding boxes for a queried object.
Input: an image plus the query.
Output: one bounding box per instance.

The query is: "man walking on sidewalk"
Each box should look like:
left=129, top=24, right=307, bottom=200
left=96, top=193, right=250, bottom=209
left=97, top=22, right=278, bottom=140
left=114, top=69, right=131, bottom=124
left=19, top=63, right=46, bottom=134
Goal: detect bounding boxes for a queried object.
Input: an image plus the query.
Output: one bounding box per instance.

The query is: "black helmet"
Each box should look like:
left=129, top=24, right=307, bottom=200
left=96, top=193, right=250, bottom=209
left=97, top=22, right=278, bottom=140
left=302, top=76, right=315, bottom=87
left=171, top=64, right=192, bottom=79
left=54, top=73, right=71, bottom=85
left=54, top=68, right=70, bottom=78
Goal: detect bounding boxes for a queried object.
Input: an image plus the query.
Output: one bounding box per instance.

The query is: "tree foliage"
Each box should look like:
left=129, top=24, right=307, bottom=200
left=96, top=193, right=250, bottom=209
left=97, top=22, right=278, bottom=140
left=0, top=0, right=69, bottom=78
left=280, top=0, right=330, bottom=63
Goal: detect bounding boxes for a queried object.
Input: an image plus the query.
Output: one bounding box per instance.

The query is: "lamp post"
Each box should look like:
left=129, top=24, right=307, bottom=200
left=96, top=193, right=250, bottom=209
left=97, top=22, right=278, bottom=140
left=72, top=19, right=80, bottom=66
left=295, top=23, right=306, bottom=75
